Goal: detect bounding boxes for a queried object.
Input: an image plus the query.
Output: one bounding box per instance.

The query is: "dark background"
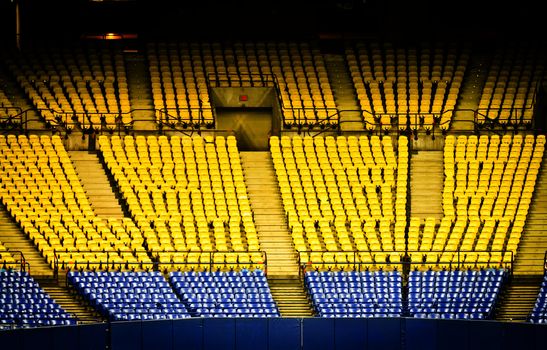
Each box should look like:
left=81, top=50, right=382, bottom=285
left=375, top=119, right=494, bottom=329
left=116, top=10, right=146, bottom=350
left=0, top=0, right=545, bottom=48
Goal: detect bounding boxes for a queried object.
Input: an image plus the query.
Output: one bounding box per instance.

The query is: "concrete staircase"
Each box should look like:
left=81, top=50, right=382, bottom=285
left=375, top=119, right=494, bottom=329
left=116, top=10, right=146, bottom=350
left=450, top=52, right=489, bottom=132
left=514, top=154, right=547, bottom=276
left=410, top=151, right=444, bottom=220
left=240, top=151, right=315, bottom=317
left=240, top=151, right=299, bottom=277
left=124, top=50, right=157, bottom=131
left=0, top=205, right=53, bottom=278
left=495, top=275, right=542, bottom=322
left=268, top=277, right=314, bottom=317
left=38, top=277, right=104, bottom=324
left=324, top=54, right=363, bottom=131
left=495, top=153, right=547, bottom=321
left=69, top=151, right=125, bottom=219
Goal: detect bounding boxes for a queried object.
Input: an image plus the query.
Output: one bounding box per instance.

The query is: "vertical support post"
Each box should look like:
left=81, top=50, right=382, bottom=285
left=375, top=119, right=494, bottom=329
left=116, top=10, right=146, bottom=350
left=15, top=0, right=21, bottom=51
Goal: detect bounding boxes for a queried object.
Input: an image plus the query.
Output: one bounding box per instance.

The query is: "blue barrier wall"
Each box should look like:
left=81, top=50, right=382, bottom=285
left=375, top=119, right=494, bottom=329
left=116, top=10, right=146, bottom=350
left=1, top=318, right=547, bottom=350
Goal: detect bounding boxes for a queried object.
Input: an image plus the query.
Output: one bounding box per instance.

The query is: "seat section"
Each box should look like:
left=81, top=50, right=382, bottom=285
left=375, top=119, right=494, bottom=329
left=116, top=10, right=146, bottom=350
left=147, top=41, right=336, bottom=129
left=270, top=135, right=408, bottom=271
left=305, top=270, right=403, bottom=317
left=410, top=134, right=544, bottom=269
left=0, top=270, right=76, bottom=328
left=0, top=90, right=19, bottom=119
left=5, top=43, right=131, bottom=130
left=68, top=270, right=190, bottom=321
left=98, top=134, right=262, bottom=272
left=147, top=42, right=214, bottom=127
left=408, top=268, right=507, bottom=320
left=477, top=43, right=546, bottom=127
left=169, top=268, right=279, bottom=318
left=0, top=134, right=150, bottom=271
left=0, top=240, right=17, bottom=270
left=346, top=41, right=469, bottom=131
left=529, top=271, right=547, bottom=323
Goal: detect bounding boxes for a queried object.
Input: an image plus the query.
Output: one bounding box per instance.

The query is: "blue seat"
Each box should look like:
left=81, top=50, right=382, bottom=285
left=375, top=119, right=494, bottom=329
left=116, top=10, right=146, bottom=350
left=0, top=271, right=75, bottom=328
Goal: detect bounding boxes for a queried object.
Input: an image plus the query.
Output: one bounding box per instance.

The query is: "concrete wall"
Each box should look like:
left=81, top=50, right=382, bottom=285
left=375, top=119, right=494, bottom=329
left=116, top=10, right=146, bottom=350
left=215, top=108, right=272, bottom=151
left=210, top=87, right=281, bottom=151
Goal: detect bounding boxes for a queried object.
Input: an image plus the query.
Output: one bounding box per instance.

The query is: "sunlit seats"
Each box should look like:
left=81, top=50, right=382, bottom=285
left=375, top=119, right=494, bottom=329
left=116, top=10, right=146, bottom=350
left=0, top=135, right=148, bottom=271
left=346, top=41, right=469, bottom=131
left=6, top=45, right=131, bottom=129
left=0, top=242, right=17, bottom=270
left=98, top=134, right=260, bottom=271
left=148, top=41, right=335, bottom=129
left=412, top=134, right=544, bottom=269
left=271, top=135, right=408, bottom=271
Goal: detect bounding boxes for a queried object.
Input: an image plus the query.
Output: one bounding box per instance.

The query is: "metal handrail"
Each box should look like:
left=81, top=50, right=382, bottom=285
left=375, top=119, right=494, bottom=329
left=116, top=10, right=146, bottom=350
left=157, top=107, right=216, bottom=129
left=0, top=106, right=23, bottom=118
left=282, top=107, right=341, bottom=129
left=475, top=105, right=536, bottom=127
left=297, top=250, right=513, bottom=277
left=0, top=102, right=540, bottom=137
left=1, top=250, right=30, bottom=273
left=54, top=249, right=268, bottom=275
left=206, top=73, right=277, bottom=88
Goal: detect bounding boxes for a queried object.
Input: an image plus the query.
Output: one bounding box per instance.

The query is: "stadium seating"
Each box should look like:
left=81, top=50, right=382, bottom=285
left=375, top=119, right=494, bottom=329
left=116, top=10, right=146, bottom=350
left=0, top=90, right=19, bottom=119
left=0, top=134, right=150, bottom=270
left=529, top=271, right=547, bottom=323
left=305, top=270, right=403, bottom=317
left=0, top=241, right=17, bottom=270
left=68, top=270, right=190, bottom=321
left=346, top=41, right=469, bottom=131
left=147, top=42, right=214, bottom=127
left=169, top=269, right=280, bottom=317
left=5, top=44, right=131, bottom=129
left=0, top=36, right=546, bottom=328
left=408, top=268, right=506, bottom=319
left=98, top=134, right=263, bottom=271
left=409, top=134, right=544, bottom=269
left=477, top=43, right=546, bottom=127
left=0, top=270, right=76, bottom=328
left=270, top=135, right=408, bottom=270
left=147, top=41, right=336, bottom=128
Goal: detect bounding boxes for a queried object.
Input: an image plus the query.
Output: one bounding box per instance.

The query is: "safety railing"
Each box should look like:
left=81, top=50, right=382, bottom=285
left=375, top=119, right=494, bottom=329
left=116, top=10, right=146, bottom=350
left=302, top=108, right=474, bottom=137
left=297, top=250, right=513, bottom=277
left=281, top=107, right=341, bottom=131
left=474, top=105, right=536, bottom=130
left=1, top=250, right=30, bottom=273
left=206, top=73, right=277, bottom=88
left=0, top=101, right=540, bottom=137
left=0, top=106, right=24, bottom=129
left=157, top=107, right=216, bottom=129
left=54, top=250, right=268, bottom=279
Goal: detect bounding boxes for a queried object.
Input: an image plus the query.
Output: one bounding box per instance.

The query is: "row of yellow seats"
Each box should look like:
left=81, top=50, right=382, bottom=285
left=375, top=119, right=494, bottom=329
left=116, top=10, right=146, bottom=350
left=0, top=242, right=18, bottom=269
left=0, top=134, right=150, bottom=270
left=97, top=134, right=261, bottom=258
left=272, top=134, right=408, bottom=257
left=411, top=133, right=543, bottom=262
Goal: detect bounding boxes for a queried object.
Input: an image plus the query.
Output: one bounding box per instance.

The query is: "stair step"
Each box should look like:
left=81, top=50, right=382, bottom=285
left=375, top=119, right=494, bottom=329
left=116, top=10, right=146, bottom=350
left=70, top=151, right=125, bottom=220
